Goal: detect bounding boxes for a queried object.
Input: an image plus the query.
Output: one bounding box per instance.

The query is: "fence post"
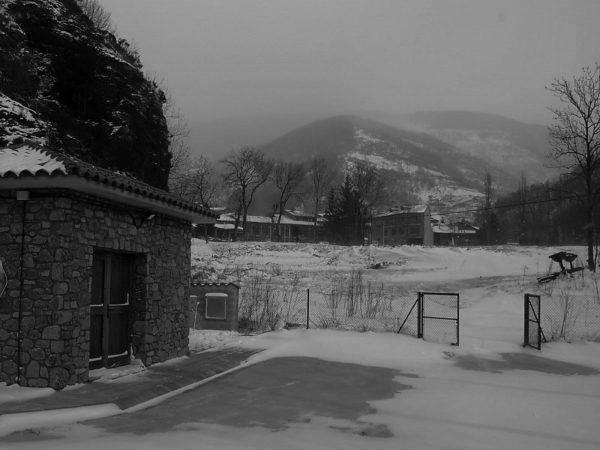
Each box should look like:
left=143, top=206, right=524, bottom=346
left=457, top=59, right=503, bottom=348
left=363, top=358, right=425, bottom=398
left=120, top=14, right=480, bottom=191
left=524, top=293, right=530, bottom=348
left=455, top=293, right=460, bottom=346
left=306, top=288, right=310, bottom=329
left=417, top=292, right=423, bottom=338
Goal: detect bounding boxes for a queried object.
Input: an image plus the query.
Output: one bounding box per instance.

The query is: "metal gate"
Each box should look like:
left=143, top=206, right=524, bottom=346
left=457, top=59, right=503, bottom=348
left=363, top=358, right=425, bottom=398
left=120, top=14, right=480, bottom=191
left=397, top=292, right=459, bottom=346
left=524, top=293, right=544, bottom=350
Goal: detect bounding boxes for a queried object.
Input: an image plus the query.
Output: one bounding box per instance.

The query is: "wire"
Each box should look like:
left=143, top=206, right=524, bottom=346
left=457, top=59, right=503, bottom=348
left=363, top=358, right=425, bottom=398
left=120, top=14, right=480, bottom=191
left=432, top=194, right=581, bottom=216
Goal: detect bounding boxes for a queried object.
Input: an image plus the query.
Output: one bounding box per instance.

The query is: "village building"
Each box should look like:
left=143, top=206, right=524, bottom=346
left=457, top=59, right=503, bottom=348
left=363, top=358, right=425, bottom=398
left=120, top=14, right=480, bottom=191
left=371, top=205, right=434, bottom=246
left=430, top=215, right=480, bottom=246
left=0, top=147, right=216, bottom=389
left=211, top=209, right=322, bottom=242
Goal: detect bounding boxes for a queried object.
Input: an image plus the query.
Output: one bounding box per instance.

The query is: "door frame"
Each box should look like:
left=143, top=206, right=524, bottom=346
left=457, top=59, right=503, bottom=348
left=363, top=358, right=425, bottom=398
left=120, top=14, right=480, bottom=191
left=90, top=250, right=133, bottom=370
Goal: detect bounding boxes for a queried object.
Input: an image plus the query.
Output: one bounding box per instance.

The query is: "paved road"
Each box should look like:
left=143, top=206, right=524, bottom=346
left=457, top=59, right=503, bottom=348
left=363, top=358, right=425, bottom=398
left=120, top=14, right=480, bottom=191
left=80, top=357, right=410, bottom=437
left=0, top=348, right=260, bottom=415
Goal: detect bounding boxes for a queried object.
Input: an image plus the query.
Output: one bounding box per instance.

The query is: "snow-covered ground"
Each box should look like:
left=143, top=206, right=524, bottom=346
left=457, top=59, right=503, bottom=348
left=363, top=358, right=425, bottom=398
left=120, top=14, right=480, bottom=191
left=2, top=242, right=600, bottom=449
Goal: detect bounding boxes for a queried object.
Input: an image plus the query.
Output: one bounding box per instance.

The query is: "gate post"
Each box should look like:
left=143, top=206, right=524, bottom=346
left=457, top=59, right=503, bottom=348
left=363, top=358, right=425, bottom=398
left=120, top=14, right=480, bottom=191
left=523, top=294, right=530, bottom=347
left=417, top=292, right=423, bottom=338
left=524, top=293, right=543, bottom=350
left=306, top=288, right=310, bottom=329
left=455, top=293, right=460, bottom=346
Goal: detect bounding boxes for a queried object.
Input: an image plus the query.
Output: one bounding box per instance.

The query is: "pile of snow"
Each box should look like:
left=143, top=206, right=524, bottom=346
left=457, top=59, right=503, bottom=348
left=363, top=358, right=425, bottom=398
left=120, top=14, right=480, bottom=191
left=0, top=383, right=54, bottom=405
left=188, top=330, right=248, bottom=352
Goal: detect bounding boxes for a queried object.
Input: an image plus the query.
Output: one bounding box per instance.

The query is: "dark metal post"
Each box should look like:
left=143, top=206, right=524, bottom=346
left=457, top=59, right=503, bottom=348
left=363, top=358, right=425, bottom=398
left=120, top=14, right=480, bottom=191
left=417, top=292, right=423, bottom=338
left=306, top=288, right=310, bottom=329
left=523, top=294, right=529, bottom=347
left=537, top=295, right=546, bottom=351
left=455, top=293, right=460, bottom=346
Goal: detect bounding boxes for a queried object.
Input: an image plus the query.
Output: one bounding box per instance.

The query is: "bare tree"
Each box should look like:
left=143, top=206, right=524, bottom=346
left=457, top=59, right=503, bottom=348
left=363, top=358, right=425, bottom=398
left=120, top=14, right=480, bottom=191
left=309, top=157, right=336, bottom=239
left=272, top=161, right=306, bottom=241
left=222, top=147, right=273, bottom=238
left=170, top=155, right=220, bottom=207
left=548, top=64, right=600, bottom=271
left=77, top=0, right=115, bottom=33
left=351, top=161, right=386, bottom=242
left=483, top=171, right=493, bottom=245
left=153, top=78, right=194, bottom=194
left=518, top=172, right=528, bottom=243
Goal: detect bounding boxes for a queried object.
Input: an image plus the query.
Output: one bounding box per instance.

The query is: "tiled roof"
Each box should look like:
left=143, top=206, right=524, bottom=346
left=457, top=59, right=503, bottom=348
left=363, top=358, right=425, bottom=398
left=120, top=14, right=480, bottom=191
left=0, top=146, right=217, bottom=222
left=0, top=147, right=66, bottom=176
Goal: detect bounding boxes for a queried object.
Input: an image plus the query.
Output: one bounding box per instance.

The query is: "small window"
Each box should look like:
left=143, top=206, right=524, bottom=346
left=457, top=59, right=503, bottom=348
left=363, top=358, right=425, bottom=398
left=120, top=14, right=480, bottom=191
left=205, top=293, right=227, bottom=319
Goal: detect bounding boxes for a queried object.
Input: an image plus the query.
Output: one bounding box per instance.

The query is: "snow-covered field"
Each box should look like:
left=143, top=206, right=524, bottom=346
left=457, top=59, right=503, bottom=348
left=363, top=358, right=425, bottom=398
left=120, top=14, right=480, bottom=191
left=192, top=240, right=564, bottom=286
left=2, top=242, right=600, bottom=449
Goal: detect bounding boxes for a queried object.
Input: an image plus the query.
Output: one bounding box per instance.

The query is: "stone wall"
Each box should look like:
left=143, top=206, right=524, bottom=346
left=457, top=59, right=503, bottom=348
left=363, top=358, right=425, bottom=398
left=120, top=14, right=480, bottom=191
left=0, top=189, right=192, bottom=389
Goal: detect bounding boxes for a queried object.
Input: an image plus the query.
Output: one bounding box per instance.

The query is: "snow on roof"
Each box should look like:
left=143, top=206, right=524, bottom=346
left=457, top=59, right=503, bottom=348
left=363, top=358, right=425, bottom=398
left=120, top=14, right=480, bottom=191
left=431, top=223, right=478, bottom=235
left=217, top=213, right=318, bottom=227
left=214, top=223, right=242, bottom=230
left=218, top=214, right=272, bottom=224
left=0, top=146, right=66, bottom=176
left=374, top=205, right=428, bottom=218
left=431, top=224, right=453, bottom=234
left=277, top=216, right=316, bottom=226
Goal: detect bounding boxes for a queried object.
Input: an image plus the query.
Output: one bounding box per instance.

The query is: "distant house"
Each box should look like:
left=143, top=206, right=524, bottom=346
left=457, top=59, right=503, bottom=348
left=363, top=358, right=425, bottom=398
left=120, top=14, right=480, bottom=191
left=212, top=213, right=271, bottom=241
left=431, top=215, right=479, bottom=246
left=0, top=147, right=216, bottom=389
left=276, top=210, right=323, bottom=242
left=211, top=209, right=322, bottom=242
left=371, top=205, right=434, bottom=246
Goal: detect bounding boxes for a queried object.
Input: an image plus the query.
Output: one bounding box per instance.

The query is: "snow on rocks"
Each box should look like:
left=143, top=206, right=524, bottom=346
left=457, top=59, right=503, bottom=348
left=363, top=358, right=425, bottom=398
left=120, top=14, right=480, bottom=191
left=0, top=94, right=47, bottom=147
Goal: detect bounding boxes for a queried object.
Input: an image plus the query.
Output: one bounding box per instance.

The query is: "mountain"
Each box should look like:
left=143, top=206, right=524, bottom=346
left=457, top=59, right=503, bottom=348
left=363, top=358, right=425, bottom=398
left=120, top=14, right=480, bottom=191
left=0, top=0, right=170, bottom=189
left=378, top=110, right=557, bottom=184
left=260, top=115, right=519, bottom=210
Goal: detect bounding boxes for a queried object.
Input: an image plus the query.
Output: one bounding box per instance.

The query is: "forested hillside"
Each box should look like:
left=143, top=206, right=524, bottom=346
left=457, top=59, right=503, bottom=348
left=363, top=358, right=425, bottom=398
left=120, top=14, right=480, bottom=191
left=0, top=0, right=171, bottom=188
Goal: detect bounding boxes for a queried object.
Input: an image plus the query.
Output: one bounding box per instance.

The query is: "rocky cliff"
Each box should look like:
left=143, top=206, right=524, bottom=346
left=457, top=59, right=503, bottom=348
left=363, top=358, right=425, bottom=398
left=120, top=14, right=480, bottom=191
left=0, top=0, right=171, bottom=189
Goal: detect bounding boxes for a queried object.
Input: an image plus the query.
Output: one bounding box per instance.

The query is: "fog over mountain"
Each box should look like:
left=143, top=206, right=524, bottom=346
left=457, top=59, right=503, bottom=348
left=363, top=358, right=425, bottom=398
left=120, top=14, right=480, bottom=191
left=189, top=110, right=557, bottom=188
left=99, top=0, right=600, bottom=156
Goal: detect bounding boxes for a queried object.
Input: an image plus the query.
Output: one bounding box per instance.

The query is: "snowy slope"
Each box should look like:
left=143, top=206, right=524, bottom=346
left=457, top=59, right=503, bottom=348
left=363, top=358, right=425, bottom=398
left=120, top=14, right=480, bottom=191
left=261, top=115, right=510, bottom=209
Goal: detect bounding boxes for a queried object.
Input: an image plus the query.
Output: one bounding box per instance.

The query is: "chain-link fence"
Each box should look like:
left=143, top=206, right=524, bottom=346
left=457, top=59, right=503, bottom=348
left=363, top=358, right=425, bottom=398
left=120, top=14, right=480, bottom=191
left=307, top=289, right=418, bottom=333
left=236, top=273, right=460, bottom=343
left=538, top=289, right=600, bottom=342
left=237, top=273, right=419, bottom=334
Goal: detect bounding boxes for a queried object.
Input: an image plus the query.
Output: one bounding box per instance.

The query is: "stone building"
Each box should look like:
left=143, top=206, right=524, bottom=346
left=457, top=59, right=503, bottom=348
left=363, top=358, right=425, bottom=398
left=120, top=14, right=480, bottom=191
left=371, top=205, right=434, bottom=246
left=0, top=147, right=216, bottom=389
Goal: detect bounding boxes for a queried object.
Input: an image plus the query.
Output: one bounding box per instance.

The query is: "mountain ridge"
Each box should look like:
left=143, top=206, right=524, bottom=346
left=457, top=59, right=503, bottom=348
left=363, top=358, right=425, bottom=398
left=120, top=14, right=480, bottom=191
left=259, top=114, right=522, bottom=208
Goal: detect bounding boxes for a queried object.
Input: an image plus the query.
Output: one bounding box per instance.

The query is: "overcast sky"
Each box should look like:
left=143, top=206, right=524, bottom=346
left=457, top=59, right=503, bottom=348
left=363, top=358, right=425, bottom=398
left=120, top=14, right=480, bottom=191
left=99, top=0, right=600, bottom=127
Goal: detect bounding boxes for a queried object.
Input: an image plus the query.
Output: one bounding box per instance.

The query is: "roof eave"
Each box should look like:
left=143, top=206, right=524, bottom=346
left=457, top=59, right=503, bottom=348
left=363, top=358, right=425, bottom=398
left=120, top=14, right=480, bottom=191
left=0, top=175, right=216, bottom=224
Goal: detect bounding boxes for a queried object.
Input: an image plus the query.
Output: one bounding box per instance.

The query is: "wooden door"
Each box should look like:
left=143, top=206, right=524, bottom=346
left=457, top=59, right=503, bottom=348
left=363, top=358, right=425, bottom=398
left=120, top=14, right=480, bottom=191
left=90, top=251, right=132, bottom=370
